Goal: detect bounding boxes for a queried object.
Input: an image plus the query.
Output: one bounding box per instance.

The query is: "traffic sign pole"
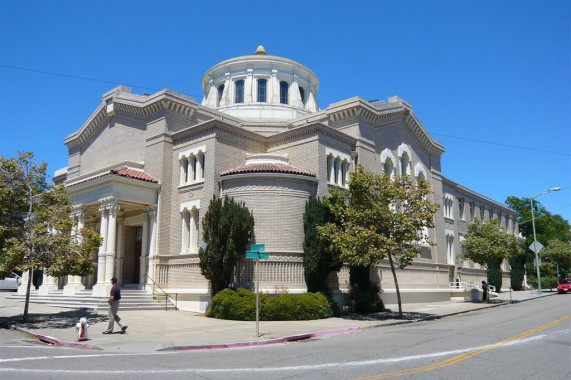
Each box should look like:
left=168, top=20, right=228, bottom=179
left=245, top=243, right=268, bottom=338
left=255, top=259, right=259, bottom=338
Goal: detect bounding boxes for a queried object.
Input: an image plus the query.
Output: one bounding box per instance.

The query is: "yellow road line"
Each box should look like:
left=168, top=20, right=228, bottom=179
left=354, top=315, right=571, bottom=380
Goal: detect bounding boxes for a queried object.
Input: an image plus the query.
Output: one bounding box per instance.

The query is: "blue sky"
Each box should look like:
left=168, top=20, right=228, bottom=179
left=1, top=0, right=570, bottom=222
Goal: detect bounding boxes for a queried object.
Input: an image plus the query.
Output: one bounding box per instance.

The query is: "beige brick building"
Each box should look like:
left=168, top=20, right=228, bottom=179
left=49, top=46, right=518, bottom=311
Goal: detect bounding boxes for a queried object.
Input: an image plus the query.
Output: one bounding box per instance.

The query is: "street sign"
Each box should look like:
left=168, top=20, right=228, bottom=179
left=251, top=244, right=265, bottom=251
left=529, top=240, right=544, bottom=254
left=246, top=251, right=269, bottom=260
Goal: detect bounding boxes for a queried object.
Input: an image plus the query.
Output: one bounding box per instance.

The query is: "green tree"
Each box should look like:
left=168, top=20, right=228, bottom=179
left=506, top=196, right=570, bottom=289
left=505, top=196, right=571, bottom=247
left=318, top=165, right=439, bottom=316
left=460, top=218, right=522, bottom=290
left=0, top=152, right=102, bottom=321
left=541, top=239, right=571, bottom=279
left=199, top=195, right=255, bottom=296
left=302, top=196, right=342, bottom=293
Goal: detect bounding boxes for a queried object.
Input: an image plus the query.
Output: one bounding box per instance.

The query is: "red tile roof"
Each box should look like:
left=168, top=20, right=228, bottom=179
left=110, top=168, right=159, bottom=183
left=220, top=163, right=315, bottom=177
left=68, top=167, right=158, bottom=186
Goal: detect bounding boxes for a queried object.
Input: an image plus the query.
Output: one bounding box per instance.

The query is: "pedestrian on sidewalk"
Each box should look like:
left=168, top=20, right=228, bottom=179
left=482, top=280, right=488, bottom=303
left=102, top=277, right=128, bottom=334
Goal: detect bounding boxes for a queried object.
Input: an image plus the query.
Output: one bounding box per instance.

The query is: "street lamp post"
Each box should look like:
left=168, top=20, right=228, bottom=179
left=530, top=186, right=561, bottom=294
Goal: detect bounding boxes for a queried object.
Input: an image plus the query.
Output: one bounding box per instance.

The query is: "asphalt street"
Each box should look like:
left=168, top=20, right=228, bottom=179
left=0, top=294, right=569, bottom=379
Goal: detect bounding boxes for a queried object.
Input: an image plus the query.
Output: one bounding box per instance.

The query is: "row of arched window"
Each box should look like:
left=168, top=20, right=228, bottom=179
left=217, top=79, right=306, bottom=106
left=179, top=146, right=206, bottom=186
left=380, top=146, right=427, bottom=183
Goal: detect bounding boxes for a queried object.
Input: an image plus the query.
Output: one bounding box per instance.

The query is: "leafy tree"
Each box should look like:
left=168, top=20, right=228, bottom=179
left=506, top=196, right=570, bottom=288
left=302, top=196, right=342, bottom=293
left=0, top=152, right=102, bottom=321
left=541, top=239, right=571, bottom=279
left=505, top=196, right=571, bottom=247
left=199, top=195, right=255, bottom=296
left=460, top=218, right=522, bottom=289
left=317, top=165, right=439, bottom=316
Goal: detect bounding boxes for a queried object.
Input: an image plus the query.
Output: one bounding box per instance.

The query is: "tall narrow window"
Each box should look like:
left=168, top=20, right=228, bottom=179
left=217, top=84, right=224, bottom=105
left=383, top=158, right=394, bottom=179
left=299, top=87, right=305, bottom=105
left=235, top=80, right=244, bottom=103
left=327, top=155, right=333, bottom=183
left=257, top=79, right=267, bottom=102
left=400, top=152, right=410, bottom=176
left=280, top=81, right=288, bottom=104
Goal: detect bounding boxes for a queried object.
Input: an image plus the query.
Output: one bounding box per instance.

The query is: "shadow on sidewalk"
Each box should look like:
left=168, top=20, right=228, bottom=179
left=0, top=309, right=106, bottom=330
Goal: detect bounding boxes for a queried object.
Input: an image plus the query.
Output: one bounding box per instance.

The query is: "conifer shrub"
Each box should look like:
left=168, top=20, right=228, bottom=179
left=487, top=260, right=503, bottom=291
left=206, top=288, right=334, bottom=320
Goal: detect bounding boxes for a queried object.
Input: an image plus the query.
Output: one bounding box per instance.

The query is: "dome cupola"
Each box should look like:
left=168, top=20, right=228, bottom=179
left=201, top=47, right=320, bottom=121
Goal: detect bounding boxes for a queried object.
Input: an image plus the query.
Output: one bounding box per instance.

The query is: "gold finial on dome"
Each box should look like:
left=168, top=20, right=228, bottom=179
left=254, top=45, right=267, bottom=55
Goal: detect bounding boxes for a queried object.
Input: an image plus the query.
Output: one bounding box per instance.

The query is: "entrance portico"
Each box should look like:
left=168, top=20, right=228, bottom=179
left=61, top=165, right=160, bottom=296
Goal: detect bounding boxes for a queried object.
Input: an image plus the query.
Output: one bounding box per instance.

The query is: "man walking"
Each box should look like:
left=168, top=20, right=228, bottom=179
left=103, top=277, right=128, bottom=334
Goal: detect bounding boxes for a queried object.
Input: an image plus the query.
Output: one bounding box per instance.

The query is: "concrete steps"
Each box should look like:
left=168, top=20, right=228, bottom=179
left=8, top=288, right=176, bottom=311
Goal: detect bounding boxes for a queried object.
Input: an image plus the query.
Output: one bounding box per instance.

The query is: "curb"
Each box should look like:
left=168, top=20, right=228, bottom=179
left=160, top=327, right=362, bottom=351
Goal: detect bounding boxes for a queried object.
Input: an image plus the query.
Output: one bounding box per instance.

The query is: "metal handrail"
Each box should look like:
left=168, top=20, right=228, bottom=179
left=449, top=281, right=496, bottom=293
left=146, top=275, right=178, bottom=311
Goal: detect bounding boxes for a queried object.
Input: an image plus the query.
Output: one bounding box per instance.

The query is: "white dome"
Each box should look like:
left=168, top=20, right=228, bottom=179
left=201, top=47, right=320, bottom=121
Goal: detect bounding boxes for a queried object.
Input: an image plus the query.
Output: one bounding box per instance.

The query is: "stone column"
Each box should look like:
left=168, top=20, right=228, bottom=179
left=92, top=202, right=109, bottom=296
left=139, top=210, right=149, bottom=288
left=219, top=72, right=231, bottom=106
left=115, top=218, right=125, bottom=285
left=245, top=68, right=253, bottom=103
left=63, top=208, right=87, bottom=295
left=270, top=69, right=279, bottom=103
left=17, top=269, right=32, bottom=295
left=146, top=209, right=158, bottom=289
left=204, top=79, right=217, bottom=108
left=290, top=74, right=303, bottom=108
left=39, top=272, right=58, bottom=295
left=306, top=90, right=318, bottom=112
left=104, top=200, right=118, bottom=285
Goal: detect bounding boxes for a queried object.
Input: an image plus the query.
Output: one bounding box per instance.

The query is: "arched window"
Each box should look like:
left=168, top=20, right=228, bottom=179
left=181, top=206, right=199, bottom=253
left=217, top=84, right=224, bottom=105
left=257, top=79, right=267, bottom=102
left=280, top=81, right=288, bottom=104
left=383, top=158, right=394, bottom=179
left=327, top=155, right=333, bottom=183
left=235, top=80, right=244, bottom=103
left=400, top=152, right=410, bottom=176
left=299, top=87, right=305, bottom=106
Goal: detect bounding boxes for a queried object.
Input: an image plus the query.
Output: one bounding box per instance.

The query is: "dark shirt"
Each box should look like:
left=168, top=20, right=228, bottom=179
left=110, top=284, right=121, bottom=301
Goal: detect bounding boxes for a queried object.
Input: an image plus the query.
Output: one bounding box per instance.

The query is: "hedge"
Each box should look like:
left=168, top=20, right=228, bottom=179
left=206, top=288, right=334, bottom=320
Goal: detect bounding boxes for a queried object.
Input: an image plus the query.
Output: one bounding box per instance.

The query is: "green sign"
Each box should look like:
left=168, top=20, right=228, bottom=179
left=246, top=251, right=269, bottom=260
left=251, top=244, right=265, bottom=251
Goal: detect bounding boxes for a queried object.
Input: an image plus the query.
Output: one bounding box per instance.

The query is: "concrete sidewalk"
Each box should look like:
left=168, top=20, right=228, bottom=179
left=0, top=290, right=555, bottom=353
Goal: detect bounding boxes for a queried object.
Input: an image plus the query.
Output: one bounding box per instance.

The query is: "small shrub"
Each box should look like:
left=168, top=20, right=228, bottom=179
left=206, top=288, right=334, bottom=320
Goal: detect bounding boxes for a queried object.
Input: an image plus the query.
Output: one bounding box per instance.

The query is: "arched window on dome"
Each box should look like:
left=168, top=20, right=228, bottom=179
left=299, top=87, right=305, bottom=106
left=217, top=84, right=224, bottom=106
left=280, top=81, right=288, bottom=104
left=257, top=79, right=267, bottom=102
left=235, top=80, right=244, bottom=103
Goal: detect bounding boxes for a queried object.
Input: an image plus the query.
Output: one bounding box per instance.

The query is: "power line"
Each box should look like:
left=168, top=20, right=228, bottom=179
left=431, top=132, right=570, bottom=157
left=2, top=63, right=570, bottom=158
left=1, top=64, right=161, bottom=93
